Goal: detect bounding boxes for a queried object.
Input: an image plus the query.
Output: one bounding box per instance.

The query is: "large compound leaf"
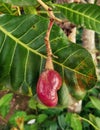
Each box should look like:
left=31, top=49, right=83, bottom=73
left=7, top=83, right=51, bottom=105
left=54, top=3, right=100, bottom=33
left=0, top=15, right=97, bottom=99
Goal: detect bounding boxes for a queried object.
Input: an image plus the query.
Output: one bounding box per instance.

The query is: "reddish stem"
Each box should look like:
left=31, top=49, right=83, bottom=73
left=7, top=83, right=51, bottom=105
left=45, top=19, right=54, bottom=70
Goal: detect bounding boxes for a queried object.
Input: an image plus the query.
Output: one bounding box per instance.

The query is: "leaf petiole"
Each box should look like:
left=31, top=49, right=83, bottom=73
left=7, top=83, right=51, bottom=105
left=45, top=18, right=54, bottom=70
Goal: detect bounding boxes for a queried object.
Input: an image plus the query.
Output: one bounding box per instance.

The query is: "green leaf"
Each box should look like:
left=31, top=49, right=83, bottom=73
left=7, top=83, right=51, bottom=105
left=84, top=101, right=94, bottom=109
left=65, top=113, right=72, bottom=126
left=95, top=117, right=100, bottom=129
left=43, top=107, right=62, bottom=115
left=58, top=81, right=69, bottom=106
left=0, top=93, right=13, bottom=106
left=37, top=114, right=48, bottom=124
left=28, top=97, right=37, bottom=110
left=89, top=114, right=96, bottom=124
left=58, top=114, right=66, bottom=129
left=9, top=111, right=27, bottom=126
left=89, top=87, right=100, bottom=96
left=25, top=123, right=38, bottom=130
left=89, top=96, right=100, bottom=110
left=37, top=101, right=48, bottom=109
left=24, top=6, right=38, bottom=15
left=0, top=15, right=97, bottom=102
left=89, top=114, right=100, bottom=129
left=49, top=122, right=57, bottom=130
left=0, top=0, right=38, bottom=6
left=0, top=93, right=13, bottom=117
left=0, top=3, right=17, bottom=15
left=71, top=114, right=82, bottom=130
left=54, top=3, right=100, bottom=33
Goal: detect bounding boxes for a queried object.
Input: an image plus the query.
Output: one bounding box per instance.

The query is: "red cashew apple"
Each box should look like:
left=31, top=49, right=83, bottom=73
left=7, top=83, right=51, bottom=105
left=36, top=69, right=62, bottom=107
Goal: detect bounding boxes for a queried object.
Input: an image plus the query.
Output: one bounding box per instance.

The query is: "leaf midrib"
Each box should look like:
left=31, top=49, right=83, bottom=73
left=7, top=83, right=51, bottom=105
left=0, top=25, right=96, bottom=79
left=0, top=25, right=46, bottom=58
left=54, top=4, right=100, bottom=25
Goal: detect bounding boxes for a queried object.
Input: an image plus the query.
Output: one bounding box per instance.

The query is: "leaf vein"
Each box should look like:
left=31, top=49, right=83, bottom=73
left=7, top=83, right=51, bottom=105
left=24, top=50, right=29, bottom=82
left=62, top=49, right=82, bottom=64
left=27, top=31, right=46, bottom=46
left=9, top=43, right=17, bottom=73
left=10, top=15, right=34, bottom=33
left=55, top=4, right=100, bottom=25
left=0, top=25, right=96, bottom=80
left=0, top=34, right=6, bottom=53
left=53, top=45, right=69, bottom=54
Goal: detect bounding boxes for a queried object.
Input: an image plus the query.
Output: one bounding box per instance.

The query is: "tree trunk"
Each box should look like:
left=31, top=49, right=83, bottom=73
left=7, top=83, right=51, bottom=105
left=97, top=0, right=100, bottom=5
left=82, top=0, right=98, bottom=77
left=82, top=30, right=96, bottom=62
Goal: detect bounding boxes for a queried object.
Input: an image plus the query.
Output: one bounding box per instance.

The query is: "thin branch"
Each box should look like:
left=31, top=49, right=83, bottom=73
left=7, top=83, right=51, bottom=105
left=17, top=6, right=21, bottom=16
left=37, top=0, right=62, bottom=23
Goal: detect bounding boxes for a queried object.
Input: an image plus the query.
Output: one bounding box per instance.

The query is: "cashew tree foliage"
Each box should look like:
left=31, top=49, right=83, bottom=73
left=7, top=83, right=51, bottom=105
left=0, top=0, right=100, bottom=129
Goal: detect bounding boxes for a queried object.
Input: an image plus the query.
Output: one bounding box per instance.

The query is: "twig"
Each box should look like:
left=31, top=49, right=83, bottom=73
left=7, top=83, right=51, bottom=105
left=37, top=0, right=60, bottom=70
left=37, top=0, right=62, bottom=23
left=17, top=6, right=21, bottom=15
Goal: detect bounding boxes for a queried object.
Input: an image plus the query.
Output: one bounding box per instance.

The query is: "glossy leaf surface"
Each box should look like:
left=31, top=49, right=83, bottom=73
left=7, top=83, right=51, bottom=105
left=54, top=3, right=100, bottom=33
left=0, top=15, right=97, bottom=102
left=0, top=0, right=49, bottom=6
left=0, top=0, right=37, bottom=6
left=90, top=96, right=100, bottom=111
left=71, top=114, right=82, bottom=130
left=89, top=114, right=100, bottom=130
left=0, top=93, right=13, bottom=117
left=0, top=3, right=17, bottom=14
